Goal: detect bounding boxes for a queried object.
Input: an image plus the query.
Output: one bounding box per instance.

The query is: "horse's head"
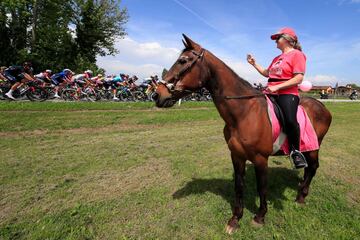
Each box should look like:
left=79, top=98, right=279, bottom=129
left=154, top=34, right=208, bottom=108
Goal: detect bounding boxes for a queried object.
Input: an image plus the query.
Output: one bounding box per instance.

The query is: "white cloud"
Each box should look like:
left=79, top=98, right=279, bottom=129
left=305, top=75, right=342, bottom=86
left=97, top=37, right=180, bottom=79
left=220, top=57, right=268, bottom=84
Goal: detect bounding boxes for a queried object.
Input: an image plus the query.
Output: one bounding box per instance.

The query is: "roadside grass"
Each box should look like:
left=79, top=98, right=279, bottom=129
left=0, top=101, right=359, bottom=239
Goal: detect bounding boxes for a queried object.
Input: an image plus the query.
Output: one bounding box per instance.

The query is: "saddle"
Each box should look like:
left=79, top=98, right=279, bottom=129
left=265, top=95, right=319, bottom=155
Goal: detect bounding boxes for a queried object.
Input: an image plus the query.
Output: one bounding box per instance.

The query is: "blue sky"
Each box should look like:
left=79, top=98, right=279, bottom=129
left=97, top=0, right=360, bottom=86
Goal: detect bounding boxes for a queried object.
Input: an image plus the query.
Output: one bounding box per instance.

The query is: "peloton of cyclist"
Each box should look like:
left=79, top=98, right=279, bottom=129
left=4, top=62, right=35, bottom=100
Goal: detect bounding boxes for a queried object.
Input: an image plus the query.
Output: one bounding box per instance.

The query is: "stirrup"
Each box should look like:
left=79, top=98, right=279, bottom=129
left=289, top=150, right=308, bottom=169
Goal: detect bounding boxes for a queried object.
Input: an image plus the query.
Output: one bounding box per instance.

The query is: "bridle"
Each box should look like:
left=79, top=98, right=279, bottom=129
left=159, top=48, right=205, bottom=97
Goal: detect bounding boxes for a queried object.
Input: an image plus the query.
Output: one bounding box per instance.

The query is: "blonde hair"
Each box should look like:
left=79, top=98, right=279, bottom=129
left=282, top=34, right=302, bottom=51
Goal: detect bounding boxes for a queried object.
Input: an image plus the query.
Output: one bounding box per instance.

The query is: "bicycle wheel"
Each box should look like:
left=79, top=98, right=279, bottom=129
left=61, top=89, right=77, bottom=101
left=85, top=88, right=98, bottom=102
left=26, top=87, right=48, bottom=101
left=133, top=91, right=146, bottom=102
left=0, top=86, right=9, bottom=100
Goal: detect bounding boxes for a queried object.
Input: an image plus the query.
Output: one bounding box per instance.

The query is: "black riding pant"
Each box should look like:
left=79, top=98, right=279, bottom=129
left=273, top=94, right=300, bottom=151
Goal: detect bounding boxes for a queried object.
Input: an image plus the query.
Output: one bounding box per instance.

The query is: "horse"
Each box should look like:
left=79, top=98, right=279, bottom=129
left=153, top=34, right=332, bottom=234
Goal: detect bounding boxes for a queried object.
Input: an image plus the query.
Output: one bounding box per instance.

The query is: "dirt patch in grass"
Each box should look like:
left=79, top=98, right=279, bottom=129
left=0, top=119, right=220, bottom=138
left=0, top=107, right=212, bottom=113
left=74, top=156, right=173, bottom=202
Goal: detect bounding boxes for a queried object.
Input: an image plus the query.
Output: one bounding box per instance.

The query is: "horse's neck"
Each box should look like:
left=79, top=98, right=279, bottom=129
left=204, top=51, right=264, bottom=127
left=205, top=51, right=257, bottom=97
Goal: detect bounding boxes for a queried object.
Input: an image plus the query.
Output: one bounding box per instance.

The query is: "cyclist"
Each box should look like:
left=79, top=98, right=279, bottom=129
left=127, top=75, right=138, bottom=90
left=34, top=69, right=53, bottom=86
left=111, top=74, right=124, bottom=100
left=51, top=69, right=73, bottom=98
left=4, top=62, right=34, bottom=100
left=73, top=70, right=94, bottom=88
left=103, top=75, right=114, bottom=90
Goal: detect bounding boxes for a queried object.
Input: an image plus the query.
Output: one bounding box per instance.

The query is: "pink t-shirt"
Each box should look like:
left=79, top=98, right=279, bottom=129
left=267, top=49, right=306, bottom=95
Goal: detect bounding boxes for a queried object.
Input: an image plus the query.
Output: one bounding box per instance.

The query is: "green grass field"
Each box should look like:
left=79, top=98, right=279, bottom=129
left=0, top=101, right=359, bottom=239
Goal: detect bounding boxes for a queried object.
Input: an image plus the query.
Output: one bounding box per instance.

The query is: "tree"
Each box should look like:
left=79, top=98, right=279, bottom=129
left=0, top=2, right=13, bottom=66
left=30, top=0, right=76, bottom=72
left=73, top=0, right=128, bottom=71
left=0, top=0, right=128, bottom=74
left=0, top=0, right=32, bottom=65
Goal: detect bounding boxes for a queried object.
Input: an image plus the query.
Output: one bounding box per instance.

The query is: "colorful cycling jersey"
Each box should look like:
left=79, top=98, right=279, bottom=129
left=112, top=76, right=123, bottom=82
left=73, top=74, right=87, bottom=82
left=51, top=72, right=68, bottom=85
left=4, top=66, right=33, bottom=82
left=35, top=72, right=50, bottom=81
left=6, top=66, right=32, bottom=75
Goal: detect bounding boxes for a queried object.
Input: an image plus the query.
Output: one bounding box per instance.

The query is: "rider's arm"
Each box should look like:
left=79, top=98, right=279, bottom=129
left=269, top=74, right=303, bottom=91
left=0, top=73, right=5, bottom=81
left=65, top=76, right=72, bottom=83
left=247, top=54, right=269, bottom=77
left=23, top=72, right=35, bottom=81
left=253, top=63, right=269, bottom=78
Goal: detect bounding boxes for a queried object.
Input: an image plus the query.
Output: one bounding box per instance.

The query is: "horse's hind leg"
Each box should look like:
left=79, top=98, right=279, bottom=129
left=252, top=155, right=268, bottom=226
left=225, top=152, right=246, bottom=234
left=296, top=150, right=319, bottom=204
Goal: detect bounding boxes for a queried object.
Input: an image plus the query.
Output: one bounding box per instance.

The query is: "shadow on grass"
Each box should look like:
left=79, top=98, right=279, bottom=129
left=173, top=165, right=302, bottom=214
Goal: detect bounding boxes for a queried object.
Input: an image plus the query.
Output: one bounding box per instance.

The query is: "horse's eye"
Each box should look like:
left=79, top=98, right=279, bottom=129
left=178, top=58, right=187, bottom=64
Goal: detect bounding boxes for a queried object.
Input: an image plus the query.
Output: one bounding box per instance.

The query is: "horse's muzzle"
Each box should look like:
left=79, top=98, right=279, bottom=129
left=155, top=96, right=176, bottom=108
left=152, top=92, right=159, bottom=101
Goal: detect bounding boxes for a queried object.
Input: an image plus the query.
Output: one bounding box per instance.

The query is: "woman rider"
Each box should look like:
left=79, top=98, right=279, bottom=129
left=247, top=27, right=307, bottom=169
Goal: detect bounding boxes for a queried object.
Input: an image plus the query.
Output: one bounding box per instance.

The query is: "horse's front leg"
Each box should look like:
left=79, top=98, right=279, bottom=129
left=225, top=152, right=246, bottom=234
left=252, top=155, right=268, bottom=226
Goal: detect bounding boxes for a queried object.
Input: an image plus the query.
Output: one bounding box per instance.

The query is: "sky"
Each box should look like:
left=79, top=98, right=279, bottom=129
left=97, top=0, right=360, bottom=86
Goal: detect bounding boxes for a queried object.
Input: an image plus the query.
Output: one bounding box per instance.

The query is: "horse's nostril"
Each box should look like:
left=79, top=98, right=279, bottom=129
left=152, top=92, right=159, bottom=101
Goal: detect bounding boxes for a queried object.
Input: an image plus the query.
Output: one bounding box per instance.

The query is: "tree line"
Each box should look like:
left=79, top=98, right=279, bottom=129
left=0, top=0, right=128, bottom=73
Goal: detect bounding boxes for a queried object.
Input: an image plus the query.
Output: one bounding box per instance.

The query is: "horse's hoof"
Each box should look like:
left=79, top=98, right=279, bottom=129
left=225, top=224, right=238, bottom=235
left=295, top=197, right=306, bottom=205
left=251, top=218, right=264, bottom=228
left=225, top=217, right=239, bottom=234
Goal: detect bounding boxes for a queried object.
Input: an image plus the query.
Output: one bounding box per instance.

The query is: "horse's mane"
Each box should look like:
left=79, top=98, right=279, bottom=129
left=204, top=49, right=260, bottom=94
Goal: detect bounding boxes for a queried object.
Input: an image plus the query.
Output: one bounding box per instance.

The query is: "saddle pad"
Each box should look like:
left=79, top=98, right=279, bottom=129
left=266, top=96, right=319, bottom=154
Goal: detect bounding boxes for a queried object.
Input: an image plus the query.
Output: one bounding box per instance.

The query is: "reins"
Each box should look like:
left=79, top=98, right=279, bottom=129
left=223, top=93, right=265, bottom=100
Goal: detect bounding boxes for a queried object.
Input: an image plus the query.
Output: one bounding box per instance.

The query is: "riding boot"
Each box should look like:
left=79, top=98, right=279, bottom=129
left=288, top=124, right=307, bottom=169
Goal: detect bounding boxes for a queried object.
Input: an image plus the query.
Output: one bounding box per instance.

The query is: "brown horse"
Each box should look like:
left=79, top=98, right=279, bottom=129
left=153, top=34, right=332, bottom=234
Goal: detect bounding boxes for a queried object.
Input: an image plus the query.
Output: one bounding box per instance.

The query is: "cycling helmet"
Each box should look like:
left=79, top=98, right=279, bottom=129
left=63, top=69, right=73, bottom=75
left=23, top=62, right=32, bottom=67
left=23, top=62, right=33, bottom=73
left=85, top=70, right=93, bottom=76
left=45, top=69, right=52, bottom=74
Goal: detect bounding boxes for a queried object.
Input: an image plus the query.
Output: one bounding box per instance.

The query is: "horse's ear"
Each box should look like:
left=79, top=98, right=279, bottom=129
left=182, top=39, right=188, bottom=48
left=182, top=34, right=201, bottom=50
